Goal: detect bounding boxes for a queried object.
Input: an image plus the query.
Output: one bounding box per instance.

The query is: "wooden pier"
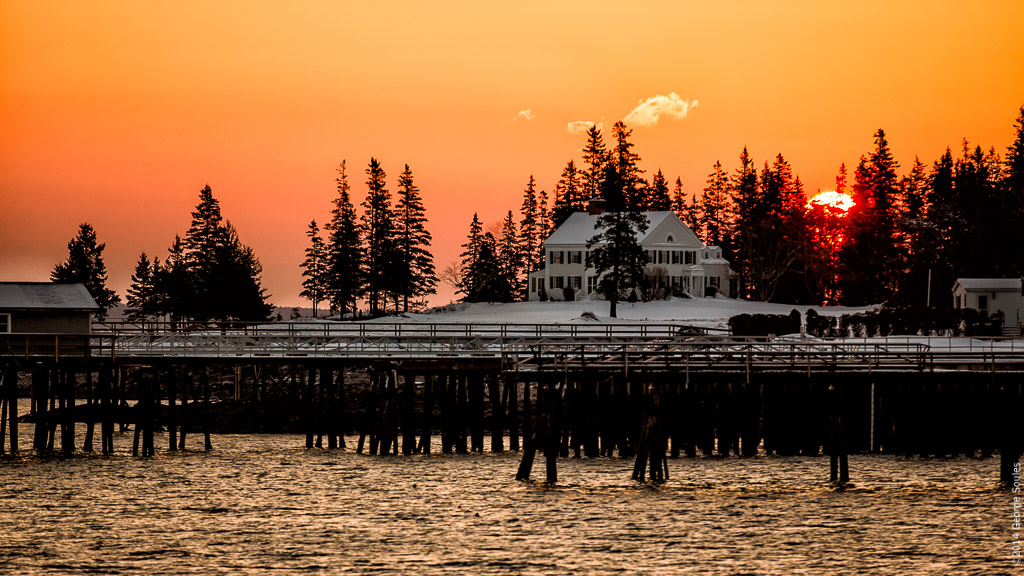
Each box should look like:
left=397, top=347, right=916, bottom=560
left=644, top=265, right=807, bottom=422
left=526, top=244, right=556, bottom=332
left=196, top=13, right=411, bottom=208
left=1, top=322, right=1022, bottom=486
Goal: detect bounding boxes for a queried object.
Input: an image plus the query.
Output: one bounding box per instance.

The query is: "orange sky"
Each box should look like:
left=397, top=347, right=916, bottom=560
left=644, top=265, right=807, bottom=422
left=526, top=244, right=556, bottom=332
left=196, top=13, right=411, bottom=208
left=2, top=1, right=1023, bottom=308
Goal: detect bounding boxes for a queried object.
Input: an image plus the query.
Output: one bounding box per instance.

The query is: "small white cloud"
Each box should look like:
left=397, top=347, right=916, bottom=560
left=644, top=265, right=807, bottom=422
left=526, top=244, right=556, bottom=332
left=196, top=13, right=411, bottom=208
left=510, top=109, right=536, bottom=122
left=567, top=120, right=604, bottom=134
left=623, top=93, right=698, bottom=127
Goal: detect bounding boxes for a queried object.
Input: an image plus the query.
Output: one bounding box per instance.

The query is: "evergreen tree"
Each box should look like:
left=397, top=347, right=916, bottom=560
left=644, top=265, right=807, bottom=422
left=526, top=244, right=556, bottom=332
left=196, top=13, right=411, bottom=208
left=729, top=147, right=759, bottom=298
left=518, top=175, right=541, bottom=299
left=496, top=211, right=521, bottom=301
left=51, top=222, right=120, bottom=318
left=167, top=185, right=273, bottom=321
left=325, top=160, right=363, bottom=318
left=552, top=160, right=583, bottom=227
left=152, top=236, right=189, bottom=326
left=738, top=156, right=803, bottom=302
left=125, top=252, right=157, bottom=320
left=647, top=169, right=672, bottom=211
left=683, top=188, right=703, bottom=238
left=839, top=130, right=901, bottom=305
left=1004, top=107, right=1024, bottom=274
left=671, top=177, right=686, bottom=219
left=214, top=222, right=274, bottom=321
left=581, top=125, right=607, bottom=202
left=360, top=157, right=395, bottom=315
left=586, top=163, right=649, bottom=317
left=701, top=160, right=730, bottom=246
left=300, top=220, right=328, bottom=318
left=457, top=215, right=510, bottom=302
left=611, top=121, right=645, bottom=210
left=393, top=164, right=437, bottom=312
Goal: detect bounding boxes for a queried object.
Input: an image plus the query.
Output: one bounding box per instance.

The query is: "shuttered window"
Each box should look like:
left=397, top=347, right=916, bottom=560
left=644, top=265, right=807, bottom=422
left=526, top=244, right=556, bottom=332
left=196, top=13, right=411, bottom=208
left=0, top=313, right=9, bottom=333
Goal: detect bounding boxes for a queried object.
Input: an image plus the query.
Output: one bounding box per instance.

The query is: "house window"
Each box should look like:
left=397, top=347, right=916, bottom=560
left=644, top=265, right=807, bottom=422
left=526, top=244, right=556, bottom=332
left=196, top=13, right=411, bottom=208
left=569, top=251, right=582, bottom=264
left=550, top=276, right=565, bottom=289
left=671, top=251, right=680, bottom=264
left=549, top=251, right=565, bottom=264
left=709, top=276, right=720, bottom=288
left=585, top=251, right=592, bottom=267
left=978, top=295, right=988, bottom=312
left=569, top=276, right=582, bottom=289
left=587, top=276, right=598, bottom=293
left=0, top=313, right=9, bottom=333
left=685, top=251, right=696, bottom=265
left=666, top=235, right=674, bottom=242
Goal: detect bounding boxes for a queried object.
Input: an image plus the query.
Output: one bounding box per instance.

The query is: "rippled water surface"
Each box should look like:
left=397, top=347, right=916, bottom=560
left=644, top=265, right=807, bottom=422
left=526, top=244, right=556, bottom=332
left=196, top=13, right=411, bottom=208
left=0, top=420, right=1013, bottom=575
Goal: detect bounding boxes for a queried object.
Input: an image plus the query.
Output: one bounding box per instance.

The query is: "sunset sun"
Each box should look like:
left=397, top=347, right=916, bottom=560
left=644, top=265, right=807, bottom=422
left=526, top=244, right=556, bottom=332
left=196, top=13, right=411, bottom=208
left=808, top=191, right=854, bottom=213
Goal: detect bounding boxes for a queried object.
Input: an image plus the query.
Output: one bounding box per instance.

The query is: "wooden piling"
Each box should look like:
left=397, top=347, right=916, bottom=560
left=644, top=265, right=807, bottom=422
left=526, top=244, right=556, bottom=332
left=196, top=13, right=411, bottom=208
left=469, top=375, right=484, bottom=453
left=489, top=375, right=504, bottom=454
left=60, top=368, right=75, bottom=454
left=201, top=367, right=212, bottom=451
left=827, top=380, right=849, bottom=484
left=167, top=366, right=177, bottom=451
left=401, top=373, right=416, bottom=456
left=178, top=368, right=189, bottom=450
left=100, top=367, right=114, bottom=455
left=417, top=374, right=433, bottom=454
left=305, top=365, right=315, bottom=449
left=999, top=380, right=1021, bottom=486
left=506, top=375, right=519, bottom=452
left=83, top=367, right=95, bottom=452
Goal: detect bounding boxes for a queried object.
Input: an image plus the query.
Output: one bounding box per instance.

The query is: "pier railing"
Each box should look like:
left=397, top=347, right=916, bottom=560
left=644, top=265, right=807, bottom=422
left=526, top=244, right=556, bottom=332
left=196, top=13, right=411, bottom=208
left=4, top=325, right=1024, bottom=373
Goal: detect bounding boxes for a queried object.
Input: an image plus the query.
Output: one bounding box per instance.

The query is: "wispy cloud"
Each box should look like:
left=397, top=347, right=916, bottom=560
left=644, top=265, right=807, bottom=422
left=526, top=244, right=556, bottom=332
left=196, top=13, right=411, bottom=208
left=509, top=109, right=536, bottom=122
left=623, top=93, right=698, bottom=127
left=567, top=120, right=603, bottom=134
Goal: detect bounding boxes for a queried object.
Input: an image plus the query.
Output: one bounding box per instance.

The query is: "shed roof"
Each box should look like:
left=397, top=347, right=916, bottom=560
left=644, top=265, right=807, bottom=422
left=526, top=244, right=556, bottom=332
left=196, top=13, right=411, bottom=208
left=0, top=282, right=100, bottom=311
left=544, top=211, right=683, bottom=246
left=953, top=278, right=1023, bottom=292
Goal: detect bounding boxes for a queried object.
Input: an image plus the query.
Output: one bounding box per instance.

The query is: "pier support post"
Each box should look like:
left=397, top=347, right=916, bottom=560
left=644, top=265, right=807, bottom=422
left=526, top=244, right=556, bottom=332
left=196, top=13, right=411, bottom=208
left=167, top=366, right=177, bottom=451
left=417, top=374, right=433, bottom=454
left=827, top=380, right=849, bottom=485
left=999, top=381, right=1021, bottom=486
left=83, top=367, right=95, bottom=452
left=201, top=367, right=212, bottom=451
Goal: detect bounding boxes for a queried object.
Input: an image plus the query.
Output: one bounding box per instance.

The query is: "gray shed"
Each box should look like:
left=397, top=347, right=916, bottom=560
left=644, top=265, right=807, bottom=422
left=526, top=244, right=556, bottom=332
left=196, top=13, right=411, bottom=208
left=0, top=282, right=99, bottom=334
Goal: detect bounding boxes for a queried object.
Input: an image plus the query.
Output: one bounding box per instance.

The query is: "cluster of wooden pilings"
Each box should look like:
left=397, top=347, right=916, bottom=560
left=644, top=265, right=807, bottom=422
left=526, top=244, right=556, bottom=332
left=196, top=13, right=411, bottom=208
left=0, top=362, right=215, bottom=456
left=2, top=360, right=1021, bottom=486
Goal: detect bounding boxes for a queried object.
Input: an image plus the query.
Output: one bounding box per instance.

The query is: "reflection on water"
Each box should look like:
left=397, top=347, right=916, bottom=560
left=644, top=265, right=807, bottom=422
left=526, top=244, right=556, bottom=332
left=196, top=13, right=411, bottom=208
left=0, top=418, right=1009, bottom=574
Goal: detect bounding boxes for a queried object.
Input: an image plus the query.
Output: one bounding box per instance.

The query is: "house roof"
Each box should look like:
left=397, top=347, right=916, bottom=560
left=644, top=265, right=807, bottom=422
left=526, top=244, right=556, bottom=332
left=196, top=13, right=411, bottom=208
left=0, top=282, right=100, bottom=311
left=953, top=278, right=1023, bottom=292
left=544, top=211, right=687, bottom=246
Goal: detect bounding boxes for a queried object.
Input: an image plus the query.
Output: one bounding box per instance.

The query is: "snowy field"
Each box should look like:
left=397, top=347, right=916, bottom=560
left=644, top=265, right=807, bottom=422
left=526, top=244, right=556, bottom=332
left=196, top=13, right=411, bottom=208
left=368, top=297, right=873, bottom=332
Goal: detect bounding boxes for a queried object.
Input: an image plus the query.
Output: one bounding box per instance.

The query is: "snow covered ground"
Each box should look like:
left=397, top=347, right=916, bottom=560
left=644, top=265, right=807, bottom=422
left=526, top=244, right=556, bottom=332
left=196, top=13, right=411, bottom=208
left=368, top=297, right=873, bottom=332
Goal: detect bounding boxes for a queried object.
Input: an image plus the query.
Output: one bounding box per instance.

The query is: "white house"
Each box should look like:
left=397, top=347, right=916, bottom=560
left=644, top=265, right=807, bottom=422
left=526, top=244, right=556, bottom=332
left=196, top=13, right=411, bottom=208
left=527, top=210, right=737, bottom=301
left=952, top=278, right=1024, bottom=334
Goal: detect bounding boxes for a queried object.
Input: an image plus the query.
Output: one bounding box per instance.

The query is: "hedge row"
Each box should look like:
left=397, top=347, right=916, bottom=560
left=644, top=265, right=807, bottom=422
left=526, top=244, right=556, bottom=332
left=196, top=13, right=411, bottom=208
left=729, top=306, right=1005, bottom=338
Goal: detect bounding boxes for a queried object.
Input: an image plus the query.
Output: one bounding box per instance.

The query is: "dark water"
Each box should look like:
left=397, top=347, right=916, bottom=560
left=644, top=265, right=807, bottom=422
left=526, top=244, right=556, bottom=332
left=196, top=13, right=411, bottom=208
left=0, top=416, right=1015, bottom=574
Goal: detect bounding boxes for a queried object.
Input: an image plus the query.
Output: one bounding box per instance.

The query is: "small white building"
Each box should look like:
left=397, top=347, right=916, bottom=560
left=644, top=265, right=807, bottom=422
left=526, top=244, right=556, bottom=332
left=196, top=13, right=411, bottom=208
left=527, top=210, right=737, bottom=301
left=952, top=278, right=1024, bottom=334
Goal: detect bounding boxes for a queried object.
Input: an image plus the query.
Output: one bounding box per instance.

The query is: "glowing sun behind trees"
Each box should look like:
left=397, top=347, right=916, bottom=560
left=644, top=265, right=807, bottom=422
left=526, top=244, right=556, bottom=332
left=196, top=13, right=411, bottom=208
left=805, top=191, right=854, bottom=305
left=809, top=191, right=854, bottom=212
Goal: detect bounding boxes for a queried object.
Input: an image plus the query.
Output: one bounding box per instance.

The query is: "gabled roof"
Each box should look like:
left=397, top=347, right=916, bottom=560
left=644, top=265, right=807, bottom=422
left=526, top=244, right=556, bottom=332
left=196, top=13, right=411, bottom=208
left=953, top=278, right=1023, bottom=292
left=544, top=211, right=695, bottom=246
left=0, top=282, right=99, bottom=311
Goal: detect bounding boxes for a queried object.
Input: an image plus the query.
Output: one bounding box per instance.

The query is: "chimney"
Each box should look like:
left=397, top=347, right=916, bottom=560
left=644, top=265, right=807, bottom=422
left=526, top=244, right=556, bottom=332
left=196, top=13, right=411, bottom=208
left=587, top=196, right=606, bottom=215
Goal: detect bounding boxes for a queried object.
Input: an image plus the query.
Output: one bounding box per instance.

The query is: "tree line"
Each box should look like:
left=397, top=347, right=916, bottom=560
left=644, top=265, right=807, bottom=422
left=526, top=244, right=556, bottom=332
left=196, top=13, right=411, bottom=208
left=50, top=106, right=1024, bottom=319
left=299, top=159, right=437, bottom=318
left=453, top=106, right=1024, bottom=309
left=51, top=186, right=273, bottom=322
